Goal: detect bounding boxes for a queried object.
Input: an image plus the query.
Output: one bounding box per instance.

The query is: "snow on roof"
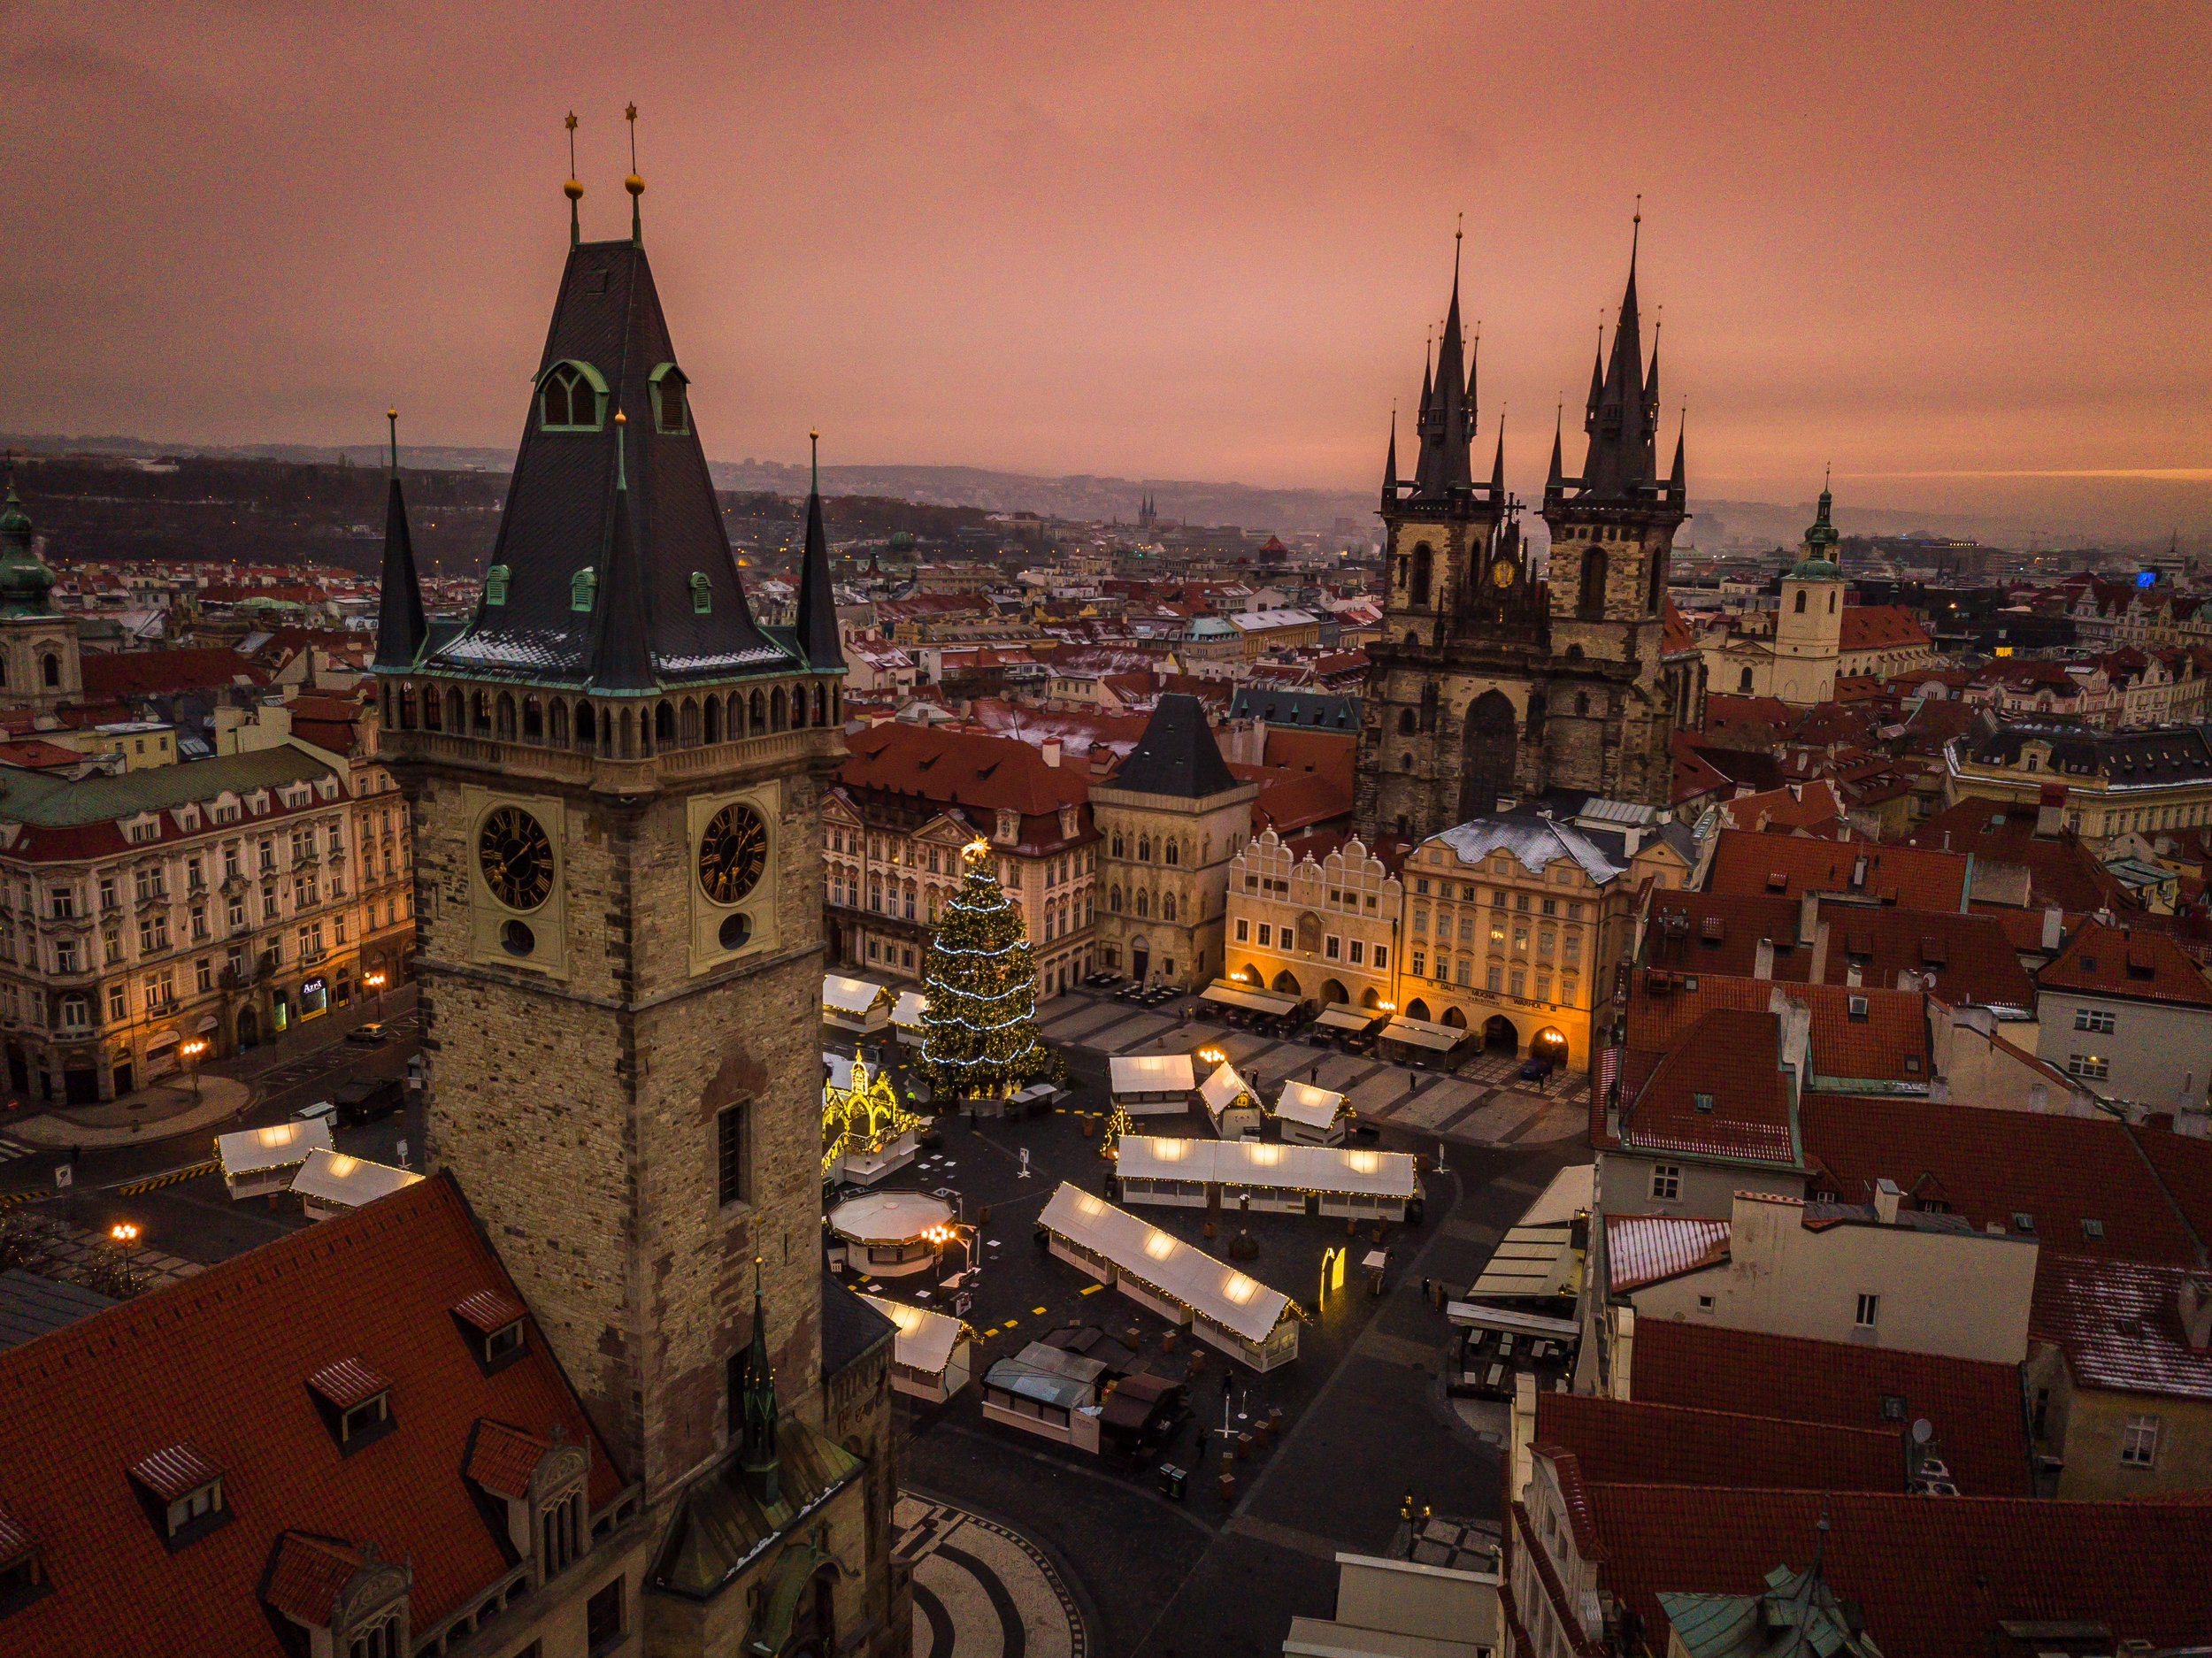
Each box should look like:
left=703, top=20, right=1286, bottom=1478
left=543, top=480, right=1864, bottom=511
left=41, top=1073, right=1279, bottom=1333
left=1110, top=1054, right=1196, bottom=1094
left=821, top=974, right=893, bottom=1015
left=1432, top=816, right=1626, bottom=885
left=1038, top=1183, right=1294, bottom=1343
left=1116, top=1136, right=1415, bottom=1198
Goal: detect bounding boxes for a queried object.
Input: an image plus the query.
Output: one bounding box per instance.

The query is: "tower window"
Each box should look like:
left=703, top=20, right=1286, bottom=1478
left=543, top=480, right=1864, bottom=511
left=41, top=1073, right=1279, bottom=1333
left=718, top=1103, right=748, bottom=1206
left=483, top=564, right=510, bottom=608
left=1828, top=591, right=1837, bottom=613
left=571, top=566, right=597, bottom=612
left=41, top=653, right=58, bottom=687
left=539, top=361, right=603, bottom=430
left=1578, top=547, right=1607, bottom=620
left=690, top=572, right=712, bottom=614
left=651, top=365, right=689, bottom=434
left=1410, top=543, right=1433, bottom=608
left=1794, top=589, right=1808, bottom=614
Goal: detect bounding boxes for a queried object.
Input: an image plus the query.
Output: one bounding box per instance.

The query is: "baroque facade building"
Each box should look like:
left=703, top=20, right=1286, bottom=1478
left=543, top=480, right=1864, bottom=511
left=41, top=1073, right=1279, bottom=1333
left=373, top=180, right=904, bottom=1655
left=1355, top=231, right=1705, bottom=847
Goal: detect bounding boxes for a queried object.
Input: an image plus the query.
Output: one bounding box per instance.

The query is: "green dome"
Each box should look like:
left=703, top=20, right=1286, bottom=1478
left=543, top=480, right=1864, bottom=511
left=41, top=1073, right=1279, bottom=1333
left=1788, top=483, right=1841, bottom=580
left=0, top=485, right=55, bottom=614
left=887, top=530, right=916, bottom=551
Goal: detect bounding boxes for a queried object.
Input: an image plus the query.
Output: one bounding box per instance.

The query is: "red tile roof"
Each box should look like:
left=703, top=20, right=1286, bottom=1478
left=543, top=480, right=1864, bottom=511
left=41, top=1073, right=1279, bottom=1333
left=465, top=1420, right=553, bottom=1501
left=2038, top=917, right=2212, bottom=1009
left=1603, top=1214, right=1732, bottom=1292
left=2131, top=1125, right=2212, bottom=1244
left=839, top=722, right=1091, bottom=817
left=1533, top=1392, right=1904, bottom=1492
left=1628, top=1319, right=2030, bottom=1495
left=304, top=1356, right=390, bottom=1410
left=81, top=647, right=267, bottom=701
left=1580, top=1485, right=2212, bottom=1656
left=1620, top=1010, right=1797, bottom=1164
left=1797, top=1093, right=2199, bottom=1265
left=129, top=1442, right=222, bottom=1502
left=1820, top=906, right=2038, bottom=1009
left=1906, top=800, right=2130, bottom=914
left=0, top=1172, right=624, bottom=1656
left=1707, top=829, right=1968, bottom=912
left=1624, top=973, right=1930, bottom=1087
left=1645, top=892, right=1812, bottom=978
left=1839, top=604, right=1931, bottom=652
left=264, top=1532, right=366, bottom=1625
left=2031, top=1253, right=2212, bottom=1401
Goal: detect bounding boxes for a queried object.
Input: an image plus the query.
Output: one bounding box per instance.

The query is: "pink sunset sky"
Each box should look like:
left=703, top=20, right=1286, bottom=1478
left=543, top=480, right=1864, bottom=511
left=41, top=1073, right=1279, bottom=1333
left=3, top=0, right=2205, bottom=534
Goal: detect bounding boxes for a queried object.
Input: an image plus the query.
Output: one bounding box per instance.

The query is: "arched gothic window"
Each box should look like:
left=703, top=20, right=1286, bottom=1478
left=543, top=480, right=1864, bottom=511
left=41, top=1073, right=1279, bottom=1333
left=1163, top=893, right=1177, bottom=922
left=1794, top=589, right=1808, bottom=614
left=1578, top=547, right=1608, bottom=621
left=1111, top=832, right=1125, bottom=858
left=1410, top=542, right=1433, bottom=608
left=1165, top=841, right=1179, bottom=866
left=539, top=362, right=601, bottom=429
left=1135, top=890, right=1149, bottom=918
left=1109, top=886, right=1122, bottom=913
left=1398, top=709, right=1416, bottom=735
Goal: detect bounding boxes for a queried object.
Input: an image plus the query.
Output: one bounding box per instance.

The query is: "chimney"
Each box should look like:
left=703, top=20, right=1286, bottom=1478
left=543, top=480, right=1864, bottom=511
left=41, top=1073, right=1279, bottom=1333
left=1873, top=1177, right=1901, bottom=1225
left=1798, top=889, right=1819, bottom=948
left=1754, top=938, right=1775, bottom=981
left=2181, top=1278, right=2212, bottom=1353
left=1041, top=737, right=1062, bottom=768
left=2040, top=905, right=2064, bottom=952
left=1850, top=854, right=1869, bottom=893
left=1809, top=918, right=1832, bottom=985
left=1623, top=827, right=1642, bottom=857
left=1609, top=1304, right=1636, bottom=1402
left=2036, top=782, right=2067, bottom=838
left=1846, top=960, right=1863, bottom=988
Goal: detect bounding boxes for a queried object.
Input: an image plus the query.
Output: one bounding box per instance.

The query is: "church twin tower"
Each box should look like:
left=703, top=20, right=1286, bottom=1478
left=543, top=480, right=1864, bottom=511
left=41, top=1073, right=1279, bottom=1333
left=1353, top=225, right=1708, bottom=846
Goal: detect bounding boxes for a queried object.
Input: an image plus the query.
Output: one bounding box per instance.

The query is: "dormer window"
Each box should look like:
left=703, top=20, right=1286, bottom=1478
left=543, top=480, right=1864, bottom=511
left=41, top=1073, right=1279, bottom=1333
left=129, top=1445, right=229, bottom=1550
left=484, top=564, right=511, bottom=608
left=539, top=361, right=604, bottom=431
left=572, top=566, right=598, bottom=613
left=689, top=571, right=711, bottom=615
left=649, top=363, right=689, bottom=434
left=0, top=1504, right=49, bottom=1616
left=452, top=1288, right=530, bottom=1375
left=307, top=1357, right=396, bottom=1455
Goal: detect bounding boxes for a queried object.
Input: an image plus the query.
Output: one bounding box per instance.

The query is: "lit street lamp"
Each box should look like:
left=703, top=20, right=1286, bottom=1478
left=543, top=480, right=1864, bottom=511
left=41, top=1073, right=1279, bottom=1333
left=179, top=1037, right=208, bottom=1101
left=365, top=969, right=388, bottom=1023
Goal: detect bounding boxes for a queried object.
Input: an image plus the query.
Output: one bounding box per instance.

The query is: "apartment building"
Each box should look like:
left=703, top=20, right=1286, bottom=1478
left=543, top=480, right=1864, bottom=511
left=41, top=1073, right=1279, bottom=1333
left=0, top=738, right=411, bottom=1104
left=1224, top=827, right=1402, bottom=1012
left=825, top=721, right=1098, bottom=999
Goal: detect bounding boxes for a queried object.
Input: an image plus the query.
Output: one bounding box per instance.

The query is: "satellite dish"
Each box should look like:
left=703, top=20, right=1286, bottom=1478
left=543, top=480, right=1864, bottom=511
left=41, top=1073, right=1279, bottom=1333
left=1911, top=1418, right=1934, bottom=1445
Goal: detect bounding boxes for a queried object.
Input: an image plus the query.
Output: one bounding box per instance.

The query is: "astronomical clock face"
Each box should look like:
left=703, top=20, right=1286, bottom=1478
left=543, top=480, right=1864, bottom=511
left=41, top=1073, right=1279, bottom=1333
left=1490, top=557, right=1517, bottom=589
left=478, top=805, right=554, bottom=911
left=698, top=802, right=768, bottom=905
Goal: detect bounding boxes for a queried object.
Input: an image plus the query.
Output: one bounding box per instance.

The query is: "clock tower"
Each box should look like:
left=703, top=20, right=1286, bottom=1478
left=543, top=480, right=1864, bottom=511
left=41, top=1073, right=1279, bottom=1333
left=376, top=171, right=903, bottom=1653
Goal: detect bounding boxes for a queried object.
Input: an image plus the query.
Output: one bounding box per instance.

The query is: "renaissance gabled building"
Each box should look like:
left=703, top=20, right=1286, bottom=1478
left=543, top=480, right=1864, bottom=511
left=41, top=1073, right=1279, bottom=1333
left=1353, top=230, right=1706, bottom=846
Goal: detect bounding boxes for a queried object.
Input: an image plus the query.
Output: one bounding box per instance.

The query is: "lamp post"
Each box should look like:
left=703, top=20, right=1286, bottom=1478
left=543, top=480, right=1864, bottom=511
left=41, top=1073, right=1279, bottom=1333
left=179, top=1038, right=207, bottom=1101
left=365, top=969, right=388, bottom=1024
left=111, top=1221, right=140, bottom=1290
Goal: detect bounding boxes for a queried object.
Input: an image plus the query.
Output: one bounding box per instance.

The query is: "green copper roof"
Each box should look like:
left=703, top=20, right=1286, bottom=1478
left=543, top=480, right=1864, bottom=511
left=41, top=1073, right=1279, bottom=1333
left=0, top=485, right=58, bottom=618
left=1788, top=485, right=1842, bottom=579
left=0, top=744, right=334, bottom=827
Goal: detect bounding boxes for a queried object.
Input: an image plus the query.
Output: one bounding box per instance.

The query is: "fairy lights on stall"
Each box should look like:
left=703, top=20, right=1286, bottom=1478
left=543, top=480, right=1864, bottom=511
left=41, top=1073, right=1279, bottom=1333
left=822, top=1055, right=921, bottom=1179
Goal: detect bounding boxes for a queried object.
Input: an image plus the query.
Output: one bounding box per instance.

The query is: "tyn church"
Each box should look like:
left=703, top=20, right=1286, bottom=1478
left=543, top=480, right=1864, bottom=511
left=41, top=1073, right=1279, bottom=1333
left=1354, top=228, right=1708, bottom=846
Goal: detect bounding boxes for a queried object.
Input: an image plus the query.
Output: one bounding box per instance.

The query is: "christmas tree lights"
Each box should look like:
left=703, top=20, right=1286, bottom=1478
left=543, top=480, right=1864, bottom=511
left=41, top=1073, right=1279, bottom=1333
left=822, top=1056, right=922, bottom=1180
left=917, top=838, right=1059, bottom=1101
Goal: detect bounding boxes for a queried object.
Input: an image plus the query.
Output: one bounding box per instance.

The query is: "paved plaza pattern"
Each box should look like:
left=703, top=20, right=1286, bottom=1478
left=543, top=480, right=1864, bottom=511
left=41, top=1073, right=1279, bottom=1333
left=896, top=1495, right=1086, bottom=1658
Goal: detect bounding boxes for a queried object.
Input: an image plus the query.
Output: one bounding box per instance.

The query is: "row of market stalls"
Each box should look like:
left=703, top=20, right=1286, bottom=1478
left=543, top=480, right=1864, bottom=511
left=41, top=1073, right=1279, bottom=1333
left=1110, top=1054, right=1355, bottom=1148
left=1196, top=979, right=1509, bottom=1066
left=1113, top=1137, right=1419, bottom=1223
left=1037, top=1182, right=1301, bottom=1371
left=821, top=973, right=928, bottom=1041
left=214, top=1120, right=421, bottom=1220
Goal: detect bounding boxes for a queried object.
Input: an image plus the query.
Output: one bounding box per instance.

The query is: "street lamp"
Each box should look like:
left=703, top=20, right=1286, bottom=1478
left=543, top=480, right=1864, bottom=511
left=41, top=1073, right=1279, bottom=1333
left=365, top=970, right=388, bottom=1023
left=179, top=1038, right=207, bottom=1101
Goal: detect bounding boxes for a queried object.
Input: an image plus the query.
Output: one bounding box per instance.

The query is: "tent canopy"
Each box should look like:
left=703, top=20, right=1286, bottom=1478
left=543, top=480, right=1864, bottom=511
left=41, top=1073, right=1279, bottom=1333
left=1110, top=1054, right=1196, bottom=1095
left=861, top=1293, right=966, bottom=1376
left=1201, top=979, right=1298, bottom=1016
left=289, top=1148, right=422, bottom=1207
left=217, top=1117, right=332, bottom=1177
left=1272, top=1079, right=1346, bottom=1131
left=822, top=974, right=892, bottom=1015
left=1380, top=1016, right=1463, bottom=1051
left=1118, top=1136, right=1417, bottom=1199
left=1197, top=1060, right=1255, bottom=1117
left=1313, top=1003, right=1381, bottom=1032
left=1039, top=1181, right=1293, bottom=1343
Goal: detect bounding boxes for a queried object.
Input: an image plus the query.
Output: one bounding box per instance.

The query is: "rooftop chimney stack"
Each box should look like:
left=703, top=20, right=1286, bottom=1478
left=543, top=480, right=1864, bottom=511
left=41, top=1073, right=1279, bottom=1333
left=2037, top=782, right=2068, bottom=838
left=2180, top=1278, right=2212, bottom=1353
left=1754, top=938, right=1775, bottom=981
left=1874, top=1177, right=1902, bottom=1225
left=2041, top=905, right=2064, bottom=952
left=1041, top=737, right=1063, bottom=769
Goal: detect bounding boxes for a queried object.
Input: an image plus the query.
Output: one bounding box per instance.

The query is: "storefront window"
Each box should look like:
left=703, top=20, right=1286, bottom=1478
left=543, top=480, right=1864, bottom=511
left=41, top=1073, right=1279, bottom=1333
left=300, top=978, right=329, bottom=1019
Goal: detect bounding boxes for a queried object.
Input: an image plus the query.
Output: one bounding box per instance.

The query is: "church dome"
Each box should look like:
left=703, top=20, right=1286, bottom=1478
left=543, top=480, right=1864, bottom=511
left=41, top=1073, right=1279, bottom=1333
left=0, top=485, right=56, bottom=612
left=1788, top=484, right=1842, bottom=580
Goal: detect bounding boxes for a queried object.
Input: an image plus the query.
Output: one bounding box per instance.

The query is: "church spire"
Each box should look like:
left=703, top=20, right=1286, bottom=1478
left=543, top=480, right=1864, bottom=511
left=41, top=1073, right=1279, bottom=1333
left=589, top=410, right=656, bottom=691
left=1491, top=415, right=1505, bottom=495
left=737, top=1256, right=781, bottom=1504
left=1546, top=404, right=1564, bottom=499
left=372, top=408, right=426, bottom=671
left=563, top=112, right=583, bottom=249
left=1381, top=405, right=1399, bottom=505
left=1412, top=225, right=1475, bottom=496
left=1669, top=411, right=1686, bottom=499
left=794, top=428, right=844, bottom=671
left=623, top=103, right=645, bottom=247
left=1576, top=209, right=1660, bottom=499
left=1467, top=320, right=1480, bottom=436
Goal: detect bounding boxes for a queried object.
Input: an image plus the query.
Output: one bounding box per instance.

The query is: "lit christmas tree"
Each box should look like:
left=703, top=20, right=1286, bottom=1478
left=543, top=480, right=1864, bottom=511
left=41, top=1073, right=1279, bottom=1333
left=917, top=838, right=1058, bottom=1101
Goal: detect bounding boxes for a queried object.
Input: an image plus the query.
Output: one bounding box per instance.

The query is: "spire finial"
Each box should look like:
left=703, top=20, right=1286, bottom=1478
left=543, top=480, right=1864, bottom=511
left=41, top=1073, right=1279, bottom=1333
left=810, top=428, right=820, bottom=494
left=1632, top=192, right=1642, bottom=266
left=564, top=112, right=583, bottom=246
left=386, top=408, right=398, bottom=474
left=613, top=407, right=627, bottom=489
left=623, top=102, right=644, bottom=244
left=1453, top=211, right=1463, bottom=283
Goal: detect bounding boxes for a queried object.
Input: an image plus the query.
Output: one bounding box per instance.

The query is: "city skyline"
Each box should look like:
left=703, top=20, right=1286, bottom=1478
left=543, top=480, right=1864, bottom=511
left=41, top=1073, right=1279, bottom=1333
left=4, top=0, right=2207, bottom=537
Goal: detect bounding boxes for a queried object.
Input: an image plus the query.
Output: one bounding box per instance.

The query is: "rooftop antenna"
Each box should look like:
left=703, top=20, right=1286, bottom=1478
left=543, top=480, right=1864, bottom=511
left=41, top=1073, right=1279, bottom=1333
left=624, top=101, right=644, bottom=245
left=564, top=111, right=583, bottom=247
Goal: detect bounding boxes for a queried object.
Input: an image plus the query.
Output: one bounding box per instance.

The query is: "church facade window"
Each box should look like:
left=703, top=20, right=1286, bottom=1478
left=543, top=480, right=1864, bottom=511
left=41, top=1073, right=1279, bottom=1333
left=537, top=361, right=605, bottom=431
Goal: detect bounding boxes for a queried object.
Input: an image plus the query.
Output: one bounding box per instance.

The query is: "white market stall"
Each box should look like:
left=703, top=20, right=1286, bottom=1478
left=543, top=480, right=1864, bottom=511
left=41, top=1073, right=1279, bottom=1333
left=1109, top=1053, right=1197, bottom=1117
left=979, top=1357, right=1102, bottom=1453
left=822, top=974, right=895, bottom=1033
left=827, top=1190, right=956, bottom=1278
left=1274, top=1078, right=1349, bottom=1146
left=861, top=1294, right=975, bottom=1403
left=1377, top=1014, right=1468, bottom=1063
left=288, top=1148, right=423, bottom=1221
left=889, top=990, right=930, bottom=1046
left=1197, top=1059, right=1264, bottom=1140
left=1199, top=979, right=1300, bottom=1019
left=1036, top=1183, right=1300, bottom=1371
left=1116, top=1137, right=1418, bottom=1220
left=217, top=1118, right=333, bottom=1201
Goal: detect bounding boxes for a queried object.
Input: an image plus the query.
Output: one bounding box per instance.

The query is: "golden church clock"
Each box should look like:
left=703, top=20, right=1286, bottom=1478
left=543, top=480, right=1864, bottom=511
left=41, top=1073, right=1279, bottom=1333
left=478, top=804, right=554, bottom=910
left=697, top=802, right=768, bottom=904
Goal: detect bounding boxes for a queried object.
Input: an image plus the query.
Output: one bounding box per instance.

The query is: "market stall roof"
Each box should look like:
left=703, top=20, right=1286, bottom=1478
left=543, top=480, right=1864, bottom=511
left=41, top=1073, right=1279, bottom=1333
left=1467, top=1223, right=1582, bottom=1301
left=890, top=990, right=929, bottom=1029
left=216, top=1117, right=332, bottom=1178
left=1100, top=1370, right=1179, bottom=1430
left=1039, top=1182, right=1294, bottom=1344
left=1380, top=1016, right=1465, bottom=1051
left=822, top=974, right=893, bottom=1016
left=981, top=1357, right=1095, bottom=1413
left=288, top=1148, right=422, bottom=1209
left=860, top=1294, right=965, bottom=1377
left=1313, top=1003, right=1381, bottom=1032
left=1517, top=1163, right=1594, bottom=1228
left=1110, top=1054, right=1196, bottom=1094
left=1273, top=1079, right=1347, bottom=1131
left=824, top=1051, right=857, bottom=1092
left=1197, top=1060, right=1255, bottom=1118
left=1444, top=1301, right=1582, bottom=1339
left=827, top=1190, right=954, bottom=1247
left=1118, top=1136, right=1417, bottom=1199
left=1201, top=980, right=1298, bottom=1016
